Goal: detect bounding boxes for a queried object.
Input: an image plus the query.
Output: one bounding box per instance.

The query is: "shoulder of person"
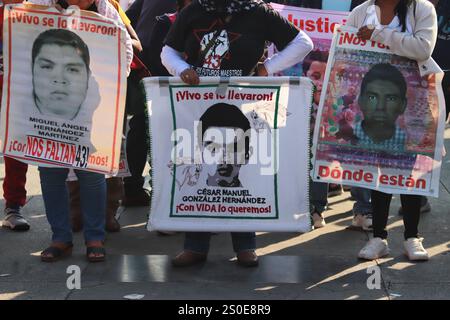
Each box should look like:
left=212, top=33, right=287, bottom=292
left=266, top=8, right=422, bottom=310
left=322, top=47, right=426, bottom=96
left=411, top=0, right=435, bottom=17
left=250, top=1, right=284, bottom=19
left=346, top=1, right=372, bottom=28
left=350, top=0, right=373, bottom=15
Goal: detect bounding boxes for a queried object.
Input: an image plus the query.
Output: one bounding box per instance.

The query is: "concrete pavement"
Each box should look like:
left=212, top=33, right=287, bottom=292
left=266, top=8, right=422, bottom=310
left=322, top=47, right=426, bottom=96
left=1, top=128, right=450, bottom=300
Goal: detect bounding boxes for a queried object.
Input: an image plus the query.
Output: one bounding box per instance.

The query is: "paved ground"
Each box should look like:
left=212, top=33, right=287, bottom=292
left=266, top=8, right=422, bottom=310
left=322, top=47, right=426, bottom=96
left=1, top=128, right=450, bottom=300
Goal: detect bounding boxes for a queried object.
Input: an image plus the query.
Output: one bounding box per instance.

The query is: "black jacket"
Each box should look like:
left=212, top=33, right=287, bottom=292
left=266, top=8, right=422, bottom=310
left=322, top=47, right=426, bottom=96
left=126, top=0, right=176, bottom=54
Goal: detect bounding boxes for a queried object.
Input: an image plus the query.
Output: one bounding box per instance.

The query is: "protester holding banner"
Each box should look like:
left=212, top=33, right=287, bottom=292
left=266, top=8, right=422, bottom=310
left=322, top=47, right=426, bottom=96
left=161, top=0, right=313, bottom=267
left=26, top=0, right=133, bottom=262
left=348, top=0, right=440, bottom=261
left=0, top=0, right=31, bottom=232
left=273, top=0, right=367, bottom=229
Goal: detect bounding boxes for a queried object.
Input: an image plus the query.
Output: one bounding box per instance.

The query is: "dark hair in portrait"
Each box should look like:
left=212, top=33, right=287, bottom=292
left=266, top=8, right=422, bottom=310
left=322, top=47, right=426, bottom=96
left=32, top=29, right=91, bottom=74
left=302, top=49, right=329, bottom=75
left=31, top=29, right=92, bottom=121
left=360, top=63, right=407, bottom=99
left=199, top=102, right=251, bottom=157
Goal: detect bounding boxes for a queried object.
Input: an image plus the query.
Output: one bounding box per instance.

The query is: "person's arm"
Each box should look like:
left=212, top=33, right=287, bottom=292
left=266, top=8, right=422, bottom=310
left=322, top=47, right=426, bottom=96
left=260, top=4, right=313, bottom=75
left=263, top=30, right=313, bottom=75
left=162, top=4, right=199, bottom=84
left=100, top=0, right=134, bottom=75
left=144, top=16, right=171, bottom=76
left=370, top=2, right=437, bottom=61
left=126, top=22, right=142, bottom=52
left=345, top=5, right=360, bottom=29
left=111, top=0, right=143, bottom=52
left=161, top=45, right=191, bottom=76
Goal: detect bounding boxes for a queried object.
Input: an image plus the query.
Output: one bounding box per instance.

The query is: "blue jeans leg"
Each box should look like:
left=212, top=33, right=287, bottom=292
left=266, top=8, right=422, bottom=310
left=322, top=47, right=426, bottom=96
left=231, top=232, right=256, bottom=253
left=75, top=170, right=106, bottom=242
left=351, top=187, right=372, bottom=215
left=39, top=167, right=72, bottom=243
left=184, top=232, right=212, bottom=254
left=311, top=181, right=328, bottom=214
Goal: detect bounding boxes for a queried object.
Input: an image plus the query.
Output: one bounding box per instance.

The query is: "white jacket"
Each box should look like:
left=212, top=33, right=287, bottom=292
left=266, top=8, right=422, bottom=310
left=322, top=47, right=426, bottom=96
left=28, top=0, right=133, bottom=75
left=347, top=0, right=442, bottom=76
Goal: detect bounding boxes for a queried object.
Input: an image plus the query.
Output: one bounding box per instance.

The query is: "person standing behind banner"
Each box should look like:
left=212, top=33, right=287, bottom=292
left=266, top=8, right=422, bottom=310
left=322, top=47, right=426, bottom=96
left=0, top=0, right=32, bottom=232
left=273, top=0, right=366, bottom=229
left=28, top=0, right=133, bottom=262
left=67, top=0, right=142, bottom=234
left=121, top=0, right=176, bottom=208
left=161, top=0, right=313, bottom=268
left=348, top=0, right=440, bottom=261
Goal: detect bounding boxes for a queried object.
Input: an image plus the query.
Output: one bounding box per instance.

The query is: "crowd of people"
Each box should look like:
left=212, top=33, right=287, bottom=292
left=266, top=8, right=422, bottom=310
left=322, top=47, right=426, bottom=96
left=0, top=0, right=449, bottom=267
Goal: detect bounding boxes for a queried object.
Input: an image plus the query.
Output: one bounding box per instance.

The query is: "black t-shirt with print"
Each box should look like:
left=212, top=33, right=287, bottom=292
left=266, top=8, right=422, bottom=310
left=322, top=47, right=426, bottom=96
left=165, top=1, right=299, bottom=77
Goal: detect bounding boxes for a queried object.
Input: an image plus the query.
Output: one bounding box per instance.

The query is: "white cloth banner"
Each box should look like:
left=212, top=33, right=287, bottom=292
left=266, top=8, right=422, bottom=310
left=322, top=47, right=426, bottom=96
left=144, top=77, right=312, bottom=232
left=312, top=27, right=446, bottom=197
left=0, top=4, right=127, bottom=175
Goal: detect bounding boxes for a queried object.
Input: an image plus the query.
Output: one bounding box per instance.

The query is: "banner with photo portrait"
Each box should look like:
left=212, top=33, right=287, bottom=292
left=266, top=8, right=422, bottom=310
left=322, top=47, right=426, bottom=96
left=269, top=3, right=348, bottom=77
left=311, top=27, right=446, bottom=197
left=0, top=4, right=127, bottom=175
left=144, top=77, right=312, bottom=232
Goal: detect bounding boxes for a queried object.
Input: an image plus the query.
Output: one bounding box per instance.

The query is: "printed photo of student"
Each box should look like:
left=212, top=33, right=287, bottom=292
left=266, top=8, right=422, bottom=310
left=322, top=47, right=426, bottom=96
left=32, top=29, right=92, bottom=121
left=354, top=63, right=408, bottom=152
left=198, top=102, right=252, bottom=188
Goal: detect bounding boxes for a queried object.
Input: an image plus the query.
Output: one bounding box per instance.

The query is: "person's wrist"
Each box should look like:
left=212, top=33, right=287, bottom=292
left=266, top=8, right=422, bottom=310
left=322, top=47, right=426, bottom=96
left=257, top=63, right=269, bottom=76
left=178, top=65, right=192, bottom=76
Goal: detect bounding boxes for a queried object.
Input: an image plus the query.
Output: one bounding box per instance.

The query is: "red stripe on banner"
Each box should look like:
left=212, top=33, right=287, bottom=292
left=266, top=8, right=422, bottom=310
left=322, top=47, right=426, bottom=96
left=12, top=7, right=116, bottom=25
left=3, top=10, right=13, bottom=154
left=111, top=28, right=121, bottom=173
left=6, top=154, right=112, bottom=174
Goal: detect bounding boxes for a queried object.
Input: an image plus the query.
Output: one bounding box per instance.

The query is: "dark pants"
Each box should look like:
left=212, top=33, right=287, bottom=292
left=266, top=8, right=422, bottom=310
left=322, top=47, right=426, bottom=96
left=123, top=111, right=149, bottom=196
left=184, top=232, right=256, bottom=254
left=443, top=72, right=450, bottom=118
left=371, top=190, right=421, bottom=240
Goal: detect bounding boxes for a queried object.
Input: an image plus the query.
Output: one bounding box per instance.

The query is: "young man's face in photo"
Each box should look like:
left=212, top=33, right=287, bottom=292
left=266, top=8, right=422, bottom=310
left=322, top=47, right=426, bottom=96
left=359, top=79, right=406, bottom=129
left=202, top=127, right=248, bottom=184
left=33, top=44, right=89, bottom=120
left=306, top=60, right=327, bottom=105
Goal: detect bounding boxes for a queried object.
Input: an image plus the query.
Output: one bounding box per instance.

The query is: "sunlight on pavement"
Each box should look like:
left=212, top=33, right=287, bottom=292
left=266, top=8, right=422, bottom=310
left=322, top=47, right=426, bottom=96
left=0, top=291, right=27, bottom=300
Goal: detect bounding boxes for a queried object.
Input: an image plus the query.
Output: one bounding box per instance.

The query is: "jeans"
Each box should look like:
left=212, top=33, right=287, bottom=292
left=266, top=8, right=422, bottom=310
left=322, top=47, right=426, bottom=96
left=124, top=111, right=149, bottom=196
left=371, top=190, right=421, bottom=240
left=3, top=157, right=28, bottom=208
left=39, top=167, right=106, bottom=243
left=184, top=232, right=256, bottom=254
left=310, top=181, right=328, bottom=214
left=351, top=187, right=372, bottom=215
